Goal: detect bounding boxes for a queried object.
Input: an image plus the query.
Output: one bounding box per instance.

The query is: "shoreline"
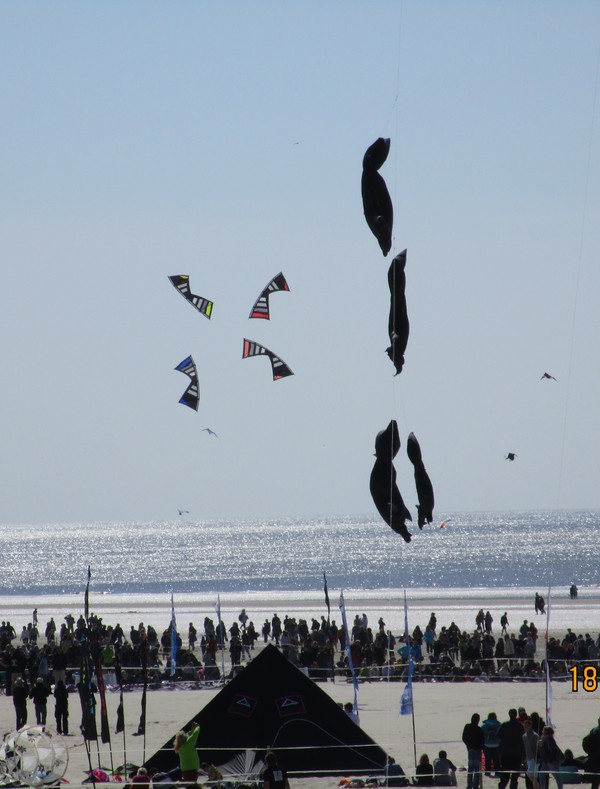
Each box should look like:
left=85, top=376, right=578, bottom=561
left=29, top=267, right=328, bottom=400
left=0, top=588, right=596, bottom=640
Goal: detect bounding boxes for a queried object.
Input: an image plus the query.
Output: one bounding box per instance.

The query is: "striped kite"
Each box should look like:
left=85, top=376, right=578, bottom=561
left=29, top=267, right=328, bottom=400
left=249, top=272, right=290, bottom=319
left=168, top=275, right=213, bottom=319
left=242, top=339, right=293, bottom=381
left=174, top=356, right=200, bottom=411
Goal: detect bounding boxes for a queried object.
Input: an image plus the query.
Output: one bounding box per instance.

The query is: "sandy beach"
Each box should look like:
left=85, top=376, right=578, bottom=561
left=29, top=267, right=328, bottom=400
left=1, top=621, right=599, bottom=789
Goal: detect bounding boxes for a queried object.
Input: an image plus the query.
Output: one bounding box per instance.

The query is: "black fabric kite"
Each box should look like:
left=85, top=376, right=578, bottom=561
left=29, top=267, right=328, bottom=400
left=386, top=250, right=409, bottom=375
left=249, top=272, right=290, bottom=319
left=168, top=275, right=213, bottom=319
left=406, top=432, right=435, bottom=529
left=369, top=420, right=412, bottom=543
left=143, top=644, right=388, bottom=777
left=361, top=137, right=393, bottom=256
left=174, top=356, right=200, bottom=411
left=242, top=339, right=293, bottom=380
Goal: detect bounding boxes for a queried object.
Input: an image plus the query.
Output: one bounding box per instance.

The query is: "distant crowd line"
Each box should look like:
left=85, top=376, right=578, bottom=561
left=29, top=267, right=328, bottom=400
left=0, top=603, right=598, bottom=694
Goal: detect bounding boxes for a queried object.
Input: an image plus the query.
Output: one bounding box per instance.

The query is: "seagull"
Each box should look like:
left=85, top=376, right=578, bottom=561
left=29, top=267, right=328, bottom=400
left=541, top=372, right=557, bottom=381
left=177, top=509, right=189, bottom=516
left=202, top=428, right=220, bottom=438
left=505, top=453, right=517, bottom=461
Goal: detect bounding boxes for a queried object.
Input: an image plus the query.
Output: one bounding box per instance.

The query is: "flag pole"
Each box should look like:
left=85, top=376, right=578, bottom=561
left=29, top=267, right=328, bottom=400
left=338, top=590, right=359, bottom=715
left=545, top=584, right=554, bottom=728
left=400, top=590, right=417, bottom=770
left=323, top=572, right=334, bottom=683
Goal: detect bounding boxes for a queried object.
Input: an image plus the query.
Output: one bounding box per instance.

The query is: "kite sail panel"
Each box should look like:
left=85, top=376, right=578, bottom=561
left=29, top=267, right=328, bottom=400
left=242, top=339, right=293, bottom=381
left=361, top=137, right=393, bottom=257
left=174, top=355, right=200, bottom=411
left=249, top=272, right=290, bottom=320
left=168, top=275, right=213, bottom=319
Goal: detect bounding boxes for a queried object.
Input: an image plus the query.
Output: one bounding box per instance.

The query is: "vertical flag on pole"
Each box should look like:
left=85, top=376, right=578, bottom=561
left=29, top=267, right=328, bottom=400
left=84, top=566, right=91, bottom=622
left=545, top=584, right=553, bottom=728
left=400, top=591, right=414, bottom=715
left=215, top=595, right=225, bottom=680
left=323, top=573, right=331, bottom=622
left=136, top=636, right=148, bottom=737
left=339, top=590, right=359, bottom=715
left=170, top=592, right=178, bottom=677
left=113, top=640, right=125, bottom=734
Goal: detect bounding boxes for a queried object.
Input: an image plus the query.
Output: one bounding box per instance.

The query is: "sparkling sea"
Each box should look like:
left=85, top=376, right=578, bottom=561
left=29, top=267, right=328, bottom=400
left=0, top=511, right=598, bottom=636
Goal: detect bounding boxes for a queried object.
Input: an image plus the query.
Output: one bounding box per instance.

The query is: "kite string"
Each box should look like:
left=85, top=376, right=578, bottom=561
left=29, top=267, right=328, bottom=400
left=555, top=34, right=600, bottom=508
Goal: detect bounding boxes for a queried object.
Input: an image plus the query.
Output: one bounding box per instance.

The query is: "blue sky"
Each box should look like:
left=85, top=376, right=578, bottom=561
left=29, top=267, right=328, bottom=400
left=1, top=2, right=599, bottom=524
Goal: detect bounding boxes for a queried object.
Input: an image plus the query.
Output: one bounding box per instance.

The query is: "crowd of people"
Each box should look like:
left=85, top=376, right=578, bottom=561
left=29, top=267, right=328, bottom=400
left=461, top=708, right=600, bottom=789
left=0, top=603, right=599, bottom=726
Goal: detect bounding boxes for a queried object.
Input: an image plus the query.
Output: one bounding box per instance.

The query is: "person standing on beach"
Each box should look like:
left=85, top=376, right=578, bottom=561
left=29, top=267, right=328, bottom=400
left=29, top=677, right=50, bottom=725
left=54, top=679, right=69, bottom=735
left=173, top=721, right=201, bottom=787
left=498, top=708, right=526, bottom=789
left=522, top=718, right=540, bottom=789
left=262, top=751, right=290, bottom=789
left=12, top=677, right=28, bottom=729
left=482, top=712, right=501, bottom=776
left=462, top=713, right=485, bottom=789
left=501, top=613, right=509, bottom=634
left=539, top=727, right=563, bottom=789
left=582, top=718, right=600, bottom=789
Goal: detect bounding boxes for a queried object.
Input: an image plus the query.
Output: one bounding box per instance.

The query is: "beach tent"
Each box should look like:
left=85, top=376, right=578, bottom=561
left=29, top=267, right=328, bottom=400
left=144, top=644, right=389, bottom=777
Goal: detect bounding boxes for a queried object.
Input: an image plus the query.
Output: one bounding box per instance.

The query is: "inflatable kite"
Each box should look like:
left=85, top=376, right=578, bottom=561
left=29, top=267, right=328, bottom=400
left=369, top=420, right=412, bottom=543
left=174, top=356, right=200, bottom=411
left=249, top=272, right=290, bottom=319
left=361, top=137, right=393, bottom=256
left=242, top=339, right=293, bottom=380
left=386, top=250, right=409, bottom=375
left=406, top=432, right=435, bottom=529
left=168, top=275, right=213, bottom=319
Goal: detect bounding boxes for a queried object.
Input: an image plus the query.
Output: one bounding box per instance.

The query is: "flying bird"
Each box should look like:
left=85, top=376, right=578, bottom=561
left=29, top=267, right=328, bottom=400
left=168, top=275, right=214, bottom=319
left=202, top=428, right=219, bottom=438
left=541, top=372, right=557, bottom=381
left=505, top=453, right=517, bottom=461
left=177, top=509, right=189, bottom=516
